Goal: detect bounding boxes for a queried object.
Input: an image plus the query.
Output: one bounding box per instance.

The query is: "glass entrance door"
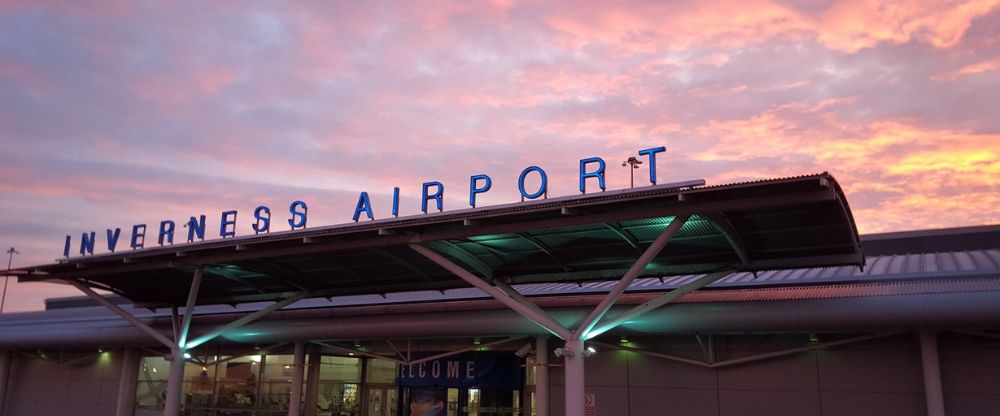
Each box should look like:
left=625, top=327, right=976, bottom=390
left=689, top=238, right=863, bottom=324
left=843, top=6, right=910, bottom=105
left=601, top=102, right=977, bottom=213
left=366, top=386, right=398, bottom=416
left=464, top=389, right=520, bottom=416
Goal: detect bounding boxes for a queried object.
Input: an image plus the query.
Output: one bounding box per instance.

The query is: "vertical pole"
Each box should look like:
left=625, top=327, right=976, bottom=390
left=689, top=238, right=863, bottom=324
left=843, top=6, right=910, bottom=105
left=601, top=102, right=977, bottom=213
left=116, top=348, right=139, bottom=416
left=358, top=357, right=369, bottom=416
left=289, top=341, right=306, bottom=416
left=0, top=349, right=12, bottom=416
left=163, top=346, right=187, bottom=416
left=919, top=332, right=946, bottom=416
left=304, top=351, right=320, bottom=416
left=535, top=336, right=549, bottom=416
left=563, top=339, right=585, bottom=416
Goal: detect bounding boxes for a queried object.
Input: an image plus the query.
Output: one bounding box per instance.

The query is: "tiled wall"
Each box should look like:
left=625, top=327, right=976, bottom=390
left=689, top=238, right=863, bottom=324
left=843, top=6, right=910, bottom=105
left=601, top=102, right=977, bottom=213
left=2, top=350, right=122, bottom=416
left=547, top=333, right=1000, bottom=416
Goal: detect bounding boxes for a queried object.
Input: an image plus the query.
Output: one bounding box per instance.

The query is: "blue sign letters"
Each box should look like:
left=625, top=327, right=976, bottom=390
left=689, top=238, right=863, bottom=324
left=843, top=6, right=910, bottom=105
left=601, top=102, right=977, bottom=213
left=61, top=147, right=666, bottom=256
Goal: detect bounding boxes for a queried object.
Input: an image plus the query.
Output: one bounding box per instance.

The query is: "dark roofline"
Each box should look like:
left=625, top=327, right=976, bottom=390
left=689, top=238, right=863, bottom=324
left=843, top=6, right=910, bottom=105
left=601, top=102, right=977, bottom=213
left=861, top=224, right=1000, bottom=255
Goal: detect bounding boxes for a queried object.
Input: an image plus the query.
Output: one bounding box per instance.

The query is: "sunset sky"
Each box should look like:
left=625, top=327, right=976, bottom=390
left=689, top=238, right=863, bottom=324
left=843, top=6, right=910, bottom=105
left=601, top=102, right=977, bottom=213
left=1, top=0, right=998, bottom=312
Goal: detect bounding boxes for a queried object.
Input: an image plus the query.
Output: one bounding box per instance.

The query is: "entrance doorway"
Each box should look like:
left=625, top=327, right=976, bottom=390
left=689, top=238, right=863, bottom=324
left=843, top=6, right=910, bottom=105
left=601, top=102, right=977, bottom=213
left=400, top=387, right=521, bottom=416
left=366, top=385, right=399, bottom=416
left=465, top=388, right=520, bottom=416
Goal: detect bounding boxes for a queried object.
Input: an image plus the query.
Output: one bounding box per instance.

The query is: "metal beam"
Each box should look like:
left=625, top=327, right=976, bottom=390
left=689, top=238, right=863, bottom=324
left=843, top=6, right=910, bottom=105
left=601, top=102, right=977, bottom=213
left=410, top=244, right=573, bottom=340
left=516, top=233, right=571, bottom=272
left=205, top=267, right=268, bottom=294
left=592, top=332, right=901, bottom=368
left=492, top=280, right=563, bottom=334
left=243, top=260, right=312, bottom=292
left=185, top=292, right=308, bottom=349
left=587, top=271, right=732, bottom=339
left=701, top=213, right=750, bottom=266
left=424, top=240, right=494, bottom=279
left=603, top=222, right=641, bottom=253
left=405, top=337, right=524, bottom=366
left=370, top=249, right=432, bottom=281
left=385, top=339, right=408, bottom=362
left=312, top=341, right=405, bottom=364
left=574, top=215, right=691, bottom=339
left=177, top=266, right=203, bottom=348
left=66, top=279, right=175, bottom=349
left=203, top=342, right=289, bottom=367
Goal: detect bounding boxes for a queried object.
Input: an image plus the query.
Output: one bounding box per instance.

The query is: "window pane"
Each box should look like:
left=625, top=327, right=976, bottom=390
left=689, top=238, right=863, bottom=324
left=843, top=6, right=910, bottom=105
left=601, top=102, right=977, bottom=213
left=139, top=356, right=170, bottom=381
left=319, top=356, right=360, bottom=382
left=366, top=358, right=398, bottom=384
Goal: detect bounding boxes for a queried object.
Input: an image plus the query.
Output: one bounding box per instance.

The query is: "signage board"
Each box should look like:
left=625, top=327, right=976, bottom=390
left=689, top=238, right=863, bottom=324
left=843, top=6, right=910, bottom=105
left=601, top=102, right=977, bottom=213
left=397, top=352, right=524, bottom=389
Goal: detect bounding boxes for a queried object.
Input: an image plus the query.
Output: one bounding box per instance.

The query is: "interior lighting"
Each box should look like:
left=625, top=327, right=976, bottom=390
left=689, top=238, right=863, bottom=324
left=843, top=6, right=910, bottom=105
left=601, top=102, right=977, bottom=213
left=619, top=336, right=629, bottom=344
left=183, top=352, right=192, bottom=359
left=473, top=337, right=481, bottom=345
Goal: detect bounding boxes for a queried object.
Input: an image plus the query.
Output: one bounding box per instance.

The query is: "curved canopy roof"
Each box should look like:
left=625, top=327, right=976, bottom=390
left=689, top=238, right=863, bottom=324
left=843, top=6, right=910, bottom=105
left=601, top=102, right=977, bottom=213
left=13, top=173, right=863, bottom=307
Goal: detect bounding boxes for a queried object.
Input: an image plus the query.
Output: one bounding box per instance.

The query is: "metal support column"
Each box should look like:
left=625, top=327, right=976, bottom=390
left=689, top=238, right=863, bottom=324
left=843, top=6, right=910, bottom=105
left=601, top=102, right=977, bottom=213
left=164, top=266, right=203, bottom=416
left=535, top=336, right=549, bottom=416
left=0, top=349, right=11, bottom=416
left=920, top=332, right=946, bottom=416
left=164, top=345, right=187, bottom=416
left=562, top=339, right=585, bottom=416
left=410, top=244, right=572, bottom=340
left=575, top=214, right=690, bottom=339
left=115, top=348, right=139, bottom=416
left=304, top=350, right=321, bottom=416
left=289, top=341, right=306, bottom=416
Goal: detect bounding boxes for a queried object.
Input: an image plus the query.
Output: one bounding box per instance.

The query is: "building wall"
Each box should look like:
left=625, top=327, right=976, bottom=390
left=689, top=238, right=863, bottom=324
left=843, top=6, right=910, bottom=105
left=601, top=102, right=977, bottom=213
left=1, top=332, right=998, bottom=416
left=2, top=349, right=122, bottom=416
left=547, top=333, right=1000, bottom=416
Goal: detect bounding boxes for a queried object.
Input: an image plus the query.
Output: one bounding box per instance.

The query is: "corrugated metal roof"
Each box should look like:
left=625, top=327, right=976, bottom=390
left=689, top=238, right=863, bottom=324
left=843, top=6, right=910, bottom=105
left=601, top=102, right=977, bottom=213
left=13, top=173, right=864, bottom=307
left=250, top=249, right=1000, bottom=310
left=10, top=250, right=999, bottom=326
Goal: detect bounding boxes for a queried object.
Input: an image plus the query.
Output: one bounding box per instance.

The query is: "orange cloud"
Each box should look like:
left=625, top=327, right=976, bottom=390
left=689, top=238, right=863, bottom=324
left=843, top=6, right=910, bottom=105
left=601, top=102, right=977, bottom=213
left=818, top=0, right=1000, bottom=52
left=931, top=58, right=1000, bottom=80
left=689, top=104, right=1000, bottom=233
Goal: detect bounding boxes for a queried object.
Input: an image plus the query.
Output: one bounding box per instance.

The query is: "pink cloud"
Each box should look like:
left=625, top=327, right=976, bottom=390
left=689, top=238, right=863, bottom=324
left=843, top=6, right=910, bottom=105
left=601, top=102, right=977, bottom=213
left=819, top=0, right=1000, bottom=52
left=932, top=57, right=1000, bottom=80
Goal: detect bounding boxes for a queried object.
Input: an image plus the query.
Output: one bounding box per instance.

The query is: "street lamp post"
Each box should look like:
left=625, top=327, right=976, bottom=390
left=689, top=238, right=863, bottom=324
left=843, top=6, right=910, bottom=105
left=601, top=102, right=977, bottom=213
left=1, top=247, right=17, bottom=314
left=622, top=156, right=643, bottom=188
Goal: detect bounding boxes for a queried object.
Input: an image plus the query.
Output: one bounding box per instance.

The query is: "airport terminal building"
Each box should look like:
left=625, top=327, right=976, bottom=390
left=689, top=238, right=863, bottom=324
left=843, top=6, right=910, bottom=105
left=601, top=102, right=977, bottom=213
left=1, top=173, right=999, bottom=416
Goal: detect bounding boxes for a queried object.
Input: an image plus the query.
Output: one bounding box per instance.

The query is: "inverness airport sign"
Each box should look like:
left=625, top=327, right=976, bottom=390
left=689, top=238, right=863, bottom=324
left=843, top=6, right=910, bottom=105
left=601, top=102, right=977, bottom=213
left=62, top=147, right=667, bottom=257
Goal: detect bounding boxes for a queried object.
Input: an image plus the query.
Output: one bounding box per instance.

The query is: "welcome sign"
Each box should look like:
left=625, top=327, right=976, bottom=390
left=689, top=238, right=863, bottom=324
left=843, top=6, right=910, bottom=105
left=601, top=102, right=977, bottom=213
left=62, top=147, right=666, bottom=257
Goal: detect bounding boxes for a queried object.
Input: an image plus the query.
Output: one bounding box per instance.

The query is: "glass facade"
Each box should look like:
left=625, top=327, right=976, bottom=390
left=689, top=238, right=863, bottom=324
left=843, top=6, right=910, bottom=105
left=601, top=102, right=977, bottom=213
left=133, top=353, right=523, bottom=416
left=135, top=353, right=304, bottom=416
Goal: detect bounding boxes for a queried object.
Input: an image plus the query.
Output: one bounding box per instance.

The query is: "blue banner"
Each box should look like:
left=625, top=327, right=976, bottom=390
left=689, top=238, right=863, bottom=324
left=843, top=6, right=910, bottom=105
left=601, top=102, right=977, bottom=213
left=398, top=352, right=523, bottom=389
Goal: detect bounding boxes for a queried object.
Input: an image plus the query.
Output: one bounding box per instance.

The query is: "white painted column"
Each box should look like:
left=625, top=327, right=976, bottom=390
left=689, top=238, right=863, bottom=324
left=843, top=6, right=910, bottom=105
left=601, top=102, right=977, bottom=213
left=920, top=332, right=946, bottom=416
left=304, top=351, right=320, bottom=416
left=163, top=346, right=187, bottom=416
left=0, top=349, right=11, bottom=416
left=535, top=336, right=549, bottom=416
left=562, top=339, right=585, bottom=416
left=289, top=341, right=306, bottom=416
left=116, top=348, right=139, bottom=416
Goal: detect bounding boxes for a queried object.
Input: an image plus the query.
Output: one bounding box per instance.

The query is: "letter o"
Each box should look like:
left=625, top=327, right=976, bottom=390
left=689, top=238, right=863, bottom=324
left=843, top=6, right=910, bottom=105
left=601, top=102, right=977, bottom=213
left=518, top=166, right=548, bottom=200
